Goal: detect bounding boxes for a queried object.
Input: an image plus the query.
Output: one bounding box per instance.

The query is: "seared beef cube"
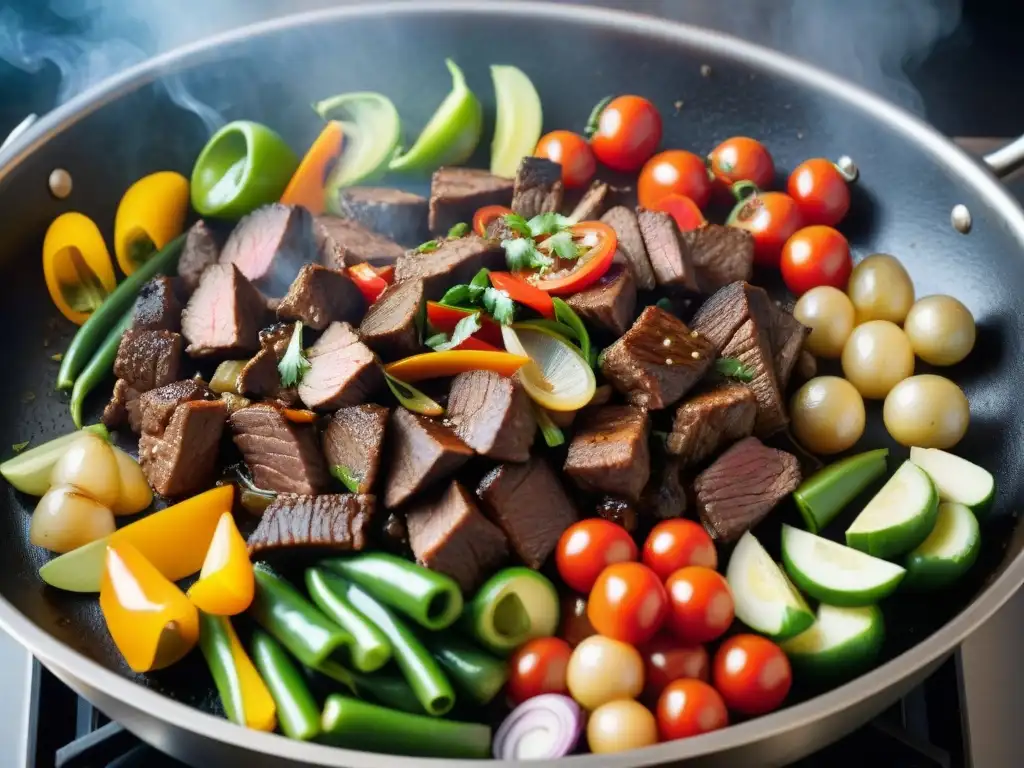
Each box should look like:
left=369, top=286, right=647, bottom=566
left=358, top=278, right=425, bottom=360
left=137, top=379, right=214, bottom=436
left=667, top=383, right=757, bottom=466
left=568, top=181, right=610, bottom=223
left=181, top=264, right=269, bottom=357
left=102, top=379, right=141, bottom=431
left=219, top=204, right=317, bottom=296
left=178, top=220, right=222, bottom=295
left=446, top=371, right=536, bottom=462
left=428, top=167, right=514, bottom=234
left=323, top=404, right=389, bottom=494
left=259, top=322, right=295, bottom=357
left=595, top=497, right=639, bottom=533
left=600, top=306, right=715, bottom=409
left=640, top=460, right=688, bottom=520
left=768, top=303, right=809, bottom=391
left=694, top=436, right=801, bottom=543
left=406, top=481, right=509, bottom=592
left=477, top=458, right=579, bottom=568
left=681, top=224, right=755, bottom=293
left=565, top=264, right=636, bottom=336
left=691, top=282, right=786, bottom=435
left=132, top=276, right=182, bottom=332
left=315, top=216, right=405, bottom=269
left=229, top=403, right=329, bottom=495
left=276, top=263, right=365, bottom=330
left=637, top=207, right=699, bottom=291
left=384, top=408, right=473, bottom=508
left=113, top=329, right=183, bottom=393
left=138, top=399, right=226, bottom=497
left=238, top=322, right=301, bottom=406
left=394, top=235, right=505, bottom=298
left=601, top=207, right=655, bottom=290
left=564, top=405, right=650, bottom=500
left=336, top=187, right=430, bottom=246
left=511, top=157, right=564, bottom=219
left=248, top=494, right=376, bottom=557
left=298, top=322, right=383, bottom=411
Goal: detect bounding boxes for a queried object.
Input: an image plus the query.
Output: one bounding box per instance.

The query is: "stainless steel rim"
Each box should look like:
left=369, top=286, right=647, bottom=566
left=1, top=2, right=1022, bottom=766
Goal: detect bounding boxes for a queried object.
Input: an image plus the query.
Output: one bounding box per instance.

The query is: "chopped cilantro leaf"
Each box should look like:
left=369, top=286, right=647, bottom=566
left=502, top=238, right=553, bottom=273
left=447, top=222, right=469, bottom=238
left=483, top=287, right=516, bottom=326
left=416, top=239, right=440, bottom=253
left=330, top=465, right=361, bottom=493
left=502, top=213, right=532, bottom=237
left=470, top=268, right=492, bottom=293
left=424, top=331, right=449, bottom=349
left=439, top=284, right=473, bottom=307
left=278, top=321, right=310, bottom=388
left=528, top=212, right=572, bottom=237
left=543, top=230, right=580, bottom=261
left=427, top=312, right=482, bottom=352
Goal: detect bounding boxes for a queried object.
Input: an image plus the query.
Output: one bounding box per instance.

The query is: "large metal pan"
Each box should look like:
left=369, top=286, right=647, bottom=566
left=0, top=2, right=1021, bottom=766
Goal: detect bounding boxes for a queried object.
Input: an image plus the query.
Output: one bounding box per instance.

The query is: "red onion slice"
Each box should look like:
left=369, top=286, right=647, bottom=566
left=493, top=694, right=583, bottom=760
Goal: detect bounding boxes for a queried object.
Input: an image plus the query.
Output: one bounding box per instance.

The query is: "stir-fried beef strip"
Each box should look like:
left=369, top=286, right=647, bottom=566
left=275, top=263, right=365, bottom=330
left=315, top=216, right=406, bottom=269
left=335, top=186, right=430, bottom=247
left=137, top=379, right=215, bottom=437
left=601, top=207, right=656, bottom=290
left=219, top=204, right=317, bottom=296
left=681, top=224, right=755, bottom=293
left=178, top=219, right=223, bottom=295
left=694, top=436, right=801, bottom=543
left=428, top=167, right=514, bottom=234
left=667, top=382, right=758, bottom=466
left=636, top=207, right=699, bottom=291
left=565, top=264, right=637, bottom=336
left=383, top=407, right=474, bottom=509
left=767, top=302, right=810, bottom=391
left=138, top=397, right=227, bottom=498
left=600, top=306, right=715, bottom=409
left=105, top=329, right=185, bottom=430
left=323, top=404, right=389, bottom=494
left=248, top=494, right=377, bottom=557
left=690, top=281, right=787, bottom=435
left=238, top=324, right=300, bottom=407
left=640, top=459, right=688, bottom=520
left=229, top=403, right=330, bottom=495
left=595, top=496, right=639, bottom=532
left=568, top=180, right=610, bottom=223
left=298, top=322, right=383, bottom=411
left=132, top=276, right=183, bottom=332
left=101, top=379, right=141, bottom=431
left=358, top=278, right=425, bottom=360
left=477, top=457, right=580, bottom=569
left=181, top=264, right=270, bottom=357
left=511, top=157, right=564, bottom=219
left=564, top=405, right=651, bottom=501
left=406, top=481, right=509, bottom=593
left=445, top=370, right=536, bottom=462
left=394, top=234, right=505, bottom=298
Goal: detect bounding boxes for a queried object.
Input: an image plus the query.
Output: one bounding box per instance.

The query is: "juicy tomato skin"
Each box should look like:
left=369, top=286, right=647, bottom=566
left=506, top=637, right=573, bottom=705
left=728, top=191, right=803, bottom=268
left=638, top=150, right=712, bottom=210
left=709, top=137, right=775, bottom=189
left=788, top=158, right=851, bottom=227
left=536, top=130, right=597, bottom=189
left=664, top=566, right=735, bottom=645
left=556, top=519, right=638, bottom=594
left=642, top=519, right=718, bottom=581
left=656, top=678, right=730, bottom=741
left=642, top=632, right=710, bottom=703
left=780, top=225, right=853, bottom=296
left=713, top=634, right=792, bottom=716
left=653, top=194, right=706, bottom=233
left=590, top=95, right=663, bottom=173
left=587, top=562, right=669, bottom=647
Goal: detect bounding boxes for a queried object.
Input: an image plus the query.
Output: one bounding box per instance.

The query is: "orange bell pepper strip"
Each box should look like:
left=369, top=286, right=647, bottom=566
left=384, top=350, right=529, bottom=382
left=489, top=272, right=555, bottom=318
left=187, top=512, right=255, bottom=616
left=426, top=302, right=504, bottom=347
left=198, top=612, right=277, bottom=732
left=100, top=542, right=199, bottom=673
left=347, top=263, right=394, bottom=304
left=283, top=408, right=318, bottom=424
left=114, top=171, right=190, bottom=275
left=42, top=213, right=118, bottom=325
left=279, top=121, right=344, bottom=215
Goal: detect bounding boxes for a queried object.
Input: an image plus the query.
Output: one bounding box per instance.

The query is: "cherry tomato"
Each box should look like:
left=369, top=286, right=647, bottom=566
left=556, top=519, right=638, bottom=594
left=638, top=150, right=711, bottom=210
left=506, top=637, right=572, bottom=705
left=472, top=205, right=513, bottom=237
left=587, top=562, right=668, bottom=646
left=665, top=566, right=734, bottom=645
left=642, top=633, right=710, bottom=702
left=643, top=519, right=718, bottom=581
left=653, top=194, right=706, bottom=233
left=780, top=225, right=853, bottom=296
left=727, top=191, right=803, bottom=268
left=713, top=634, right=792, bottom=716
left=535, top=130, right=597, bottom=189
left=788, top=158, right=851, bottom=227
left=656, top=678, right=729, bottom=741
left=709, top=136, right=775, bottom=189
left=559, top=593, right=597, bottom=648
left=590, top=95, right=663, bottom=172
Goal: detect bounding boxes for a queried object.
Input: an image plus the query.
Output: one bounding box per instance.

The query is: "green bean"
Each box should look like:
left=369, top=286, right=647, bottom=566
left=250, top=630, right=320, bottom=741
left=315, top=654, right=425, bottom=715
left=423, top=631, right=507, bottom=705
left=68, top=308, right=134, bottom=428
left=306, top=568, right=391, bottom=672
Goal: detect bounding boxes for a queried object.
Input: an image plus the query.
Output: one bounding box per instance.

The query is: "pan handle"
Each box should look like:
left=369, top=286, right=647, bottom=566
left=0, top=114, right=39, bottom=153
left=983, top=135, right=1024, bottom=179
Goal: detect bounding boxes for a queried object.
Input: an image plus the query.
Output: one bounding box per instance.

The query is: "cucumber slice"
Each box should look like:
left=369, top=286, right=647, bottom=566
left=782, top=604, right=884, bottom=679
left=845, top=460, right=938, bottom=559
left=489, top=65, right=543, bottom=179
left=903, top=502, right=981, bottom=590
left=781, top=525, right=905, bottom=606
left=0, top=424, right=109, bottom=496
left=909, top=447, right=995, bottom=517
left=727, top=532, right=814, bottom=640
left=461, top=567, right=559, bottom=655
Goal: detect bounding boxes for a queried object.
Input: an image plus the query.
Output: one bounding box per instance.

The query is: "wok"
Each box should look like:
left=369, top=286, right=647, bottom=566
left=0, top=2, right=1022, bottom=766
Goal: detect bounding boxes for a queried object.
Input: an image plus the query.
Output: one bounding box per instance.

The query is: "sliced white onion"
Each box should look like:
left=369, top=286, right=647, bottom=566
left=110, top=447, right=153, bottom=516
left=30, top=485, right=115, bottom=553
left=493, top=694, right=583, bottom=760
left=50, top=433, right=120, bottom=507
left=501, top=326, right=595, bottom=412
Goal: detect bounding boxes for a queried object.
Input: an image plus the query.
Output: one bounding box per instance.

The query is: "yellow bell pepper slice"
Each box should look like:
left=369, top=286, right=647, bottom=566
left=199, top=612, right=277, bottom=732
left=100, top=542, right=199, bottom=673
left=187, top=512, right=255, bottom=616
left=42, top=212, right=117, bottom=325
left=114, top=171, right=189, bottom=275
left=279, top=121, right=344, bottom=215
left=383, top=350, right=530, bottom=382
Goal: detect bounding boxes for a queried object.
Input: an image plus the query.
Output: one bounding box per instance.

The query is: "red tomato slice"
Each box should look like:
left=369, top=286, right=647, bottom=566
left=489, top=271, right=555, bottom=318
left=529, top=221, right=617, bottom=295
left=473, top=205, right=513, bottom=237
left=425, top=302, right=504, bottom=347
